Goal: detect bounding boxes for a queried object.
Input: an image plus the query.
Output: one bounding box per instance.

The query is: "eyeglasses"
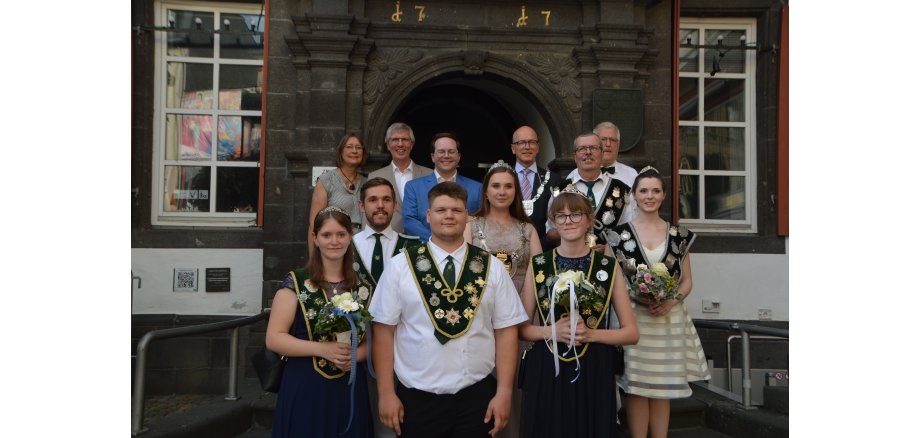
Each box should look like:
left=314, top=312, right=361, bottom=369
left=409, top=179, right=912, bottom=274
left=552, top=212, right=586, bottom=224
left=344, top=144, right=364, bottom=151
left=599, top=137, right=620, bottom=144
left=574, top=144, right=601, bottom=154
left=388, top=137, right=412, bottom=144
left=434, top=149, right=458, bottom=157
left=512, top=140, right=539, bottom=148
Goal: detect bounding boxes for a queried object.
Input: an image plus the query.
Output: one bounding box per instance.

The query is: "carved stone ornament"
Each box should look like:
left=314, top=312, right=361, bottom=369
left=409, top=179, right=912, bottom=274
left=462, top=50, right=488, bottom=76
left=525, top=53, right=582, bottom=113
left=363, top=48, right=423, bottom=105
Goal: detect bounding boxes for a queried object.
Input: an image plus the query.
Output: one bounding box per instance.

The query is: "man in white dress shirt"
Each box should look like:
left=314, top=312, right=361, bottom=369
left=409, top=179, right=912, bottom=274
left=547, top=131, right=633, bottom=249
left=593, top=121, right=639, bottom=189
left=369, top=123, right=433, bottom=233
left=370, top=181, right=527, bottom=438
left=353, top=177, right=418, bottom=438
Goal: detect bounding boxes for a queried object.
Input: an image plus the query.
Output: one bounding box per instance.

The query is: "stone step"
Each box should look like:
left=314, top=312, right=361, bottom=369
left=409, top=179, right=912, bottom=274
left=763, top=386, right=788, bottom=414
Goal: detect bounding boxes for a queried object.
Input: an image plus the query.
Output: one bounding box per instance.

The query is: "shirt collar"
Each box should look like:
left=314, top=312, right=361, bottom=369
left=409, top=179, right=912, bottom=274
left=571, top=170, right=608, bottom=184
left=392, top=160, right=414, bottom=174
left=434, top=169, right=457, bottom=182
left=515, top=162, right=539, bottom=174
left=360, top=225, right=395, bottom=240
left=427, top=241, right=467, bottom=265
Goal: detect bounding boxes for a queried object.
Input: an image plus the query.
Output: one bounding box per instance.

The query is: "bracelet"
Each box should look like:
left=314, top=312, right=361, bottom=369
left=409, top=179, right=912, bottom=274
left=675, top=293, right=685, bottom=302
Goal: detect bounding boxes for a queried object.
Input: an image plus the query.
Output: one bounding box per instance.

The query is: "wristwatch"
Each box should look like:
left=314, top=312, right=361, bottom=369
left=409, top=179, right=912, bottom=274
left=675, top=293, right=685, bottom=302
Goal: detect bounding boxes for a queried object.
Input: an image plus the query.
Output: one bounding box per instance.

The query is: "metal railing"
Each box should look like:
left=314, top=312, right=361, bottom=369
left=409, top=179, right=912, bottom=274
left=692, top=320, right=789, bottom=409
left=131, top=309, right=270, bottom=436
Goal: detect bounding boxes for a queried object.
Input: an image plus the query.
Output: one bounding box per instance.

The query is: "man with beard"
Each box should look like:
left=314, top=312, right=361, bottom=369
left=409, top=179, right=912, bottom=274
left=371, top=181, right=526, bottom=438
left=354, top=177, right=420, bottom=286
left=353, top=177, right=419, bottom=438
left=369, top=123, right=433, bottom=233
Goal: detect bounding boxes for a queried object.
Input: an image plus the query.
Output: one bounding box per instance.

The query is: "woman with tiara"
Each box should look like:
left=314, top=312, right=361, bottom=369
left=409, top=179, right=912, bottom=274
left=609, top=166, right=710, bottom=438
left=266, top=207, right=375, bottom=437
left=518, top=187, right=638, bottom=437
left=463, top=160, right=543, bottom=294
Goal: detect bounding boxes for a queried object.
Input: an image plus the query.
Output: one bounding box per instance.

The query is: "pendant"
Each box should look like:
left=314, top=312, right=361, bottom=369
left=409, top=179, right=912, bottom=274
left=522, top=199, right=535, bottom=216
left=348, top=183, right=356, bottom=191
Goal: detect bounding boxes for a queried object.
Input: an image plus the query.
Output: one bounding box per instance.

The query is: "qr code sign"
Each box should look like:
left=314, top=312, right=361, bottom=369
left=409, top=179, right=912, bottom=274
left=173, top=268, right=198, bottom=292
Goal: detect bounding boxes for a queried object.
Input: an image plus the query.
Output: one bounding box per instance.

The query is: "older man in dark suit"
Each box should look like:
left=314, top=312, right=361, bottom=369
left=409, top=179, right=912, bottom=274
left=369, top=122, right=433, bottom=233
left=510, top=125, right=562, bottom=250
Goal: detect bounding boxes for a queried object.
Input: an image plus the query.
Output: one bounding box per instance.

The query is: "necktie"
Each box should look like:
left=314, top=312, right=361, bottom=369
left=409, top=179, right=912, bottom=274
left=371, top=233, right=384, bottom=282
left=520, top=168, right=533, bottom=199
left=582, top=179, right=598, bottom=210
left=443, top=255, right=456, bottom=288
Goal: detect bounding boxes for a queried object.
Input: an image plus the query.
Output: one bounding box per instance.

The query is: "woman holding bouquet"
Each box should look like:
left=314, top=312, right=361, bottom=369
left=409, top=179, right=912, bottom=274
left=609, top=166, right=710, bottom=438
left=266, top=206, right=374, bottom=438
left=518, top=188, right=638, bottom=438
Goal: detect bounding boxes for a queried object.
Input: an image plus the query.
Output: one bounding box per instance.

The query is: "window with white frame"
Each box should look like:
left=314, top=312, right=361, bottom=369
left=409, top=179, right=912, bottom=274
left=678, top=19, right=756, bottom=232
left=152, top=1, right=264, bottom=226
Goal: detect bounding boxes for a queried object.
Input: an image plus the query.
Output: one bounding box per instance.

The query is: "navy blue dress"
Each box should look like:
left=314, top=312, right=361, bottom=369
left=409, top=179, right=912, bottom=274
left=272, top=276, right=374, bottom=438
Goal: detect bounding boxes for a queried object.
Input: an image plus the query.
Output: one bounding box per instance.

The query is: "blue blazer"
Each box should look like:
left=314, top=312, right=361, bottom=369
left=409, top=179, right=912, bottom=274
left=402, top=173, right=482, bottom=241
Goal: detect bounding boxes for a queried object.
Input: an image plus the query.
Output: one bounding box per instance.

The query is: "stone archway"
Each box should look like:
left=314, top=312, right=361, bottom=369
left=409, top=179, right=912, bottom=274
left=364, top=50, right=580, bottom=174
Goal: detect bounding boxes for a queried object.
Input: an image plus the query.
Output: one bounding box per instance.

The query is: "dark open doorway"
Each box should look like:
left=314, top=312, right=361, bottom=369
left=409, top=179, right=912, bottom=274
left=390, top=79, right=517, bottom=182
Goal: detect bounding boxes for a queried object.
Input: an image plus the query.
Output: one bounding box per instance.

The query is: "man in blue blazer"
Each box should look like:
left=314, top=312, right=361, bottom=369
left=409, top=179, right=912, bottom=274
left=403, top=133, right=482, bottom=241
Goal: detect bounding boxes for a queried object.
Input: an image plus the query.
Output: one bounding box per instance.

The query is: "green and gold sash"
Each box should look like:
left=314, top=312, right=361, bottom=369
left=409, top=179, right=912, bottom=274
left=290, top=269, right=373, bottom=379
left=405, top=243, right=491, bottom=344
left=529, top=250, right=616, bottom=361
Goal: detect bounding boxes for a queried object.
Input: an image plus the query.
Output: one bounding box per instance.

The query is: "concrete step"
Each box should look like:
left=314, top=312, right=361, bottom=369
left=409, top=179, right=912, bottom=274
left=763, top=386, right=788, bottom=414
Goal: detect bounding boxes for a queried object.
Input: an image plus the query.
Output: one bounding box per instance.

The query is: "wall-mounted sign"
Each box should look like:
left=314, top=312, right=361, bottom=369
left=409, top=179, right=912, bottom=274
left=206, top=268, right=231, bottom=292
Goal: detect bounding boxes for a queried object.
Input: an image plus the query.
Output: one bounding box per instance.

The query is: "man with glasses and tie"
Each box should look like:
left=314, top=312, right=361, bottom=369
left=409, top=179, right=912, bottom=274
left=545, top=131, right=632, bottom=249
left=403, top=133, right=482, bottom=241
left=352, top=177, right=420, bottom=438
left=510, top=125, right=562, bottom=250
left=369, top=123, right=433, bottom=234
left=371, top=181, right=527, bottom=438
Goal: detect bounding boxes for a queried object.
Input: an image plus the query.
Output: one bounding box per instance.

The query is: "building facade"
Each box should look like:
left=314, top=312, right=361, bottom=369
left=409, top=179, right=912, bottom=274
left=132, top=0, right=789, bottom=394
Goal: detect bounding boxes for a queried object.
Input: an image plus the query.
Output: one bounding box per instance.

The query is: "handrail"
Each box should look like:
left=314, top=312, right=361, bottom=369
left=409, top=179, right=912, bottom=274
left=131, top=309, right=270, bottom=436
left=692, top=319, right=788, bottom=409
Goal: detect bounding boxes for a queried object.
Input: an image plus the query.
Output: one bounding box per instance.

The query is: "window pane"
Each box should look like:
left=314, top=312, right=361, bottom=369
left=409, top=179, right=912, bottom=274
left=705, top=29, right=747, bottom=73
left=165, top=114, right=212, bottom=160
left=217, top=167, right=260, bottom=213
left=219, top=116, right=261, bottom=161
left=166, top=62, right=213, bottom=109
left=163, top=166, right=211, bottom=212
left=704, top=175, right=745, bottom=220
left=679, top=77, right=698, bottom=121
left=703, top=78, right=744, bottom=122
left=218, top=65, right=263, bottom=110
left=703, top=127, right=745, bottom=171
left=678, top=126, right=699, bottom=170
left=219, top=13, right=265, bottom=60
left=167, top=10, right=214, bottom=58
left=679, top=29, right=699, bottom=72
left=678, top=174, right=699, bottom=220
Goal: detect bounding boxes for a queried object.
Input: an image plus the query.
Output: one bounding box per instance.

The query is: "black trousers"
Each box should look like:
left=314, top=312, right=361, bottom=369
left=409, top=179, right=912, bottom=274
left=396, top=375, right=496, bottom=438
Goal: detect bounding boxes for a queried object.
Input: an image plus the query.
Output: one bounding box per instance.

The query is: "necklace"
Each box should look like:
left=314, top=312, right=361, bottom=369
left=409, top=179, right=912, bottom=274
left=338, top=168, right=357, bottom=192
left=325, top=279, right=345, bottom=295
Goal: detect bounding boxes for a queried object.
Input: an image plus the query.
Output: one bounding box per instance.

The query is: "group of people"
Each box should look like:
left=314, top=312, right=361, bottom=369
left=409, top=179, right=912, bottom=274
left=266, top=121, right=711, bottom=438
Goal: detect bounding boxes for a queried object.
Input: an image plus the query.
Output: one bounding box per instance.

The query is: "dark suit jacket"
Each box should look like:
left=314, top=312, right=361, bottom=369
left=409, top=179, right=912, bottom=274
left=368, top=162, right=433, bottom=233
left=525, top=166, right=563, bottom=249
left=402, top=173, right=482, bottom=242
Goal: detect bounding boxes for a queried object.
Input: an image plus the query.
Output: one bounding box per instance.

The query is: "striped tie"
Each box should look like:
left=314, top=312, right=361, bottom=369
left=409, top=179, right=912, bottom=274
left=520, top=168, right=533, bottom=199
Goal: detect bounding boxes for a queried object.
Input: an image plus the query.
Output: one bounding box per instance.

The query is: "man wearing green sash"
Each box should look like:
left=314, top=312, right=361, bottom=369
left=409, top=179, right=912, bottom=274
left=370, top=181, right=528, bottom=438
left=353, top=177, right=420, bottom=438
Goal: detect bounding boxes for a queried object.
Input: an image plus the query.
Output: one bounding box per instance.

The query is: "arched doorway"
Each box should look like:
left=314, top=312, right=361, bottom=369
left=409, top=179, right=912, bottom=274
left=385, top=72, right=562, bottom=182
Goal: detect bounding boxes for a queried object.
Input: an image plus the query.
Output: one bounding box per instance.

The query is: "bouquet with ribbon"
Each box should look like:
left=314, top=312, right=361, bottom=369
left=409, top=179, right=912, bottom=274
left=543, top=269, right=605, bottom=383
left=631, top=263, right=677, bottom=304
left=313, top=292, right=372, bottom=345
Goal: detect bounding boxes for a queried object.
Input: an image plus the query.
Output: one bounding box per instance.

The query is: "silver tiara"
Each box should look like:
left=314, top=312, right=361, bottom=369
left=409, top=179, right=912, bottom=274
left=318, top=206, right=348, bottom=216
left=557, top=183, right=591, bottom=200
left=639, top=165, right=660, bottom=175
left=488, top=159, right=515, bottom=173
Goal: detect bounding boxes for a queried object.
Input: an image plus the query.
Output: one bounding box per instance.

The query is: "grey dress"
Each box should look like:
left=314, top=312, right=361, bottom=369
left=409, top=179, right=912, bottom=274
left=318, top=169, right=365, bottom=231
